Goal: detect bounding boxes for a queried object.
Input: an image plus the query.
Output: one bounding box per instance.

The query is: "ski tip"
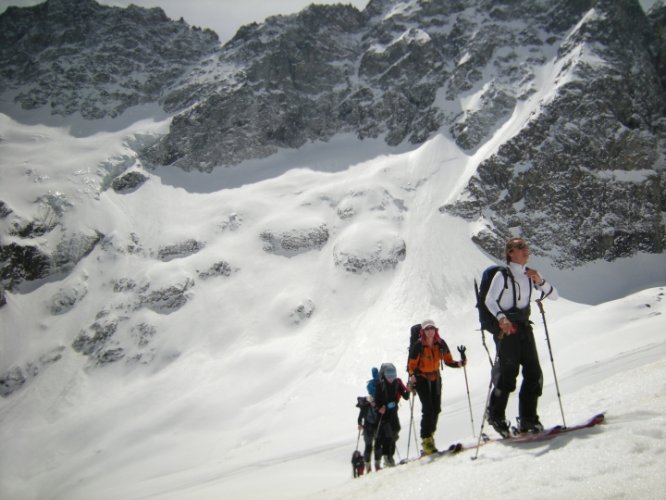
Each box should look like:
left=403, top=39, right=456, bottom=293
left=562, top=412, right=605, bottom=430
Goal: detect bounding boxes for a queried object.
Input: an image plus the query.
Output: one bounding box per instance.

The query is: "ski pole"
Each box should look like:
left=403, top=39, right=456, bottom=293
left=474, top=278, right=495, bottom=367
left=471, top=357, right=495, bottom=461
left=406, top=391, right=415, bottom=460
left=472, top=336, right=502, bottom=461
left=356, top=427, right=362, bottom=451
left=537, top=299, right=566, bottom=428
left=480, top=328, right=494, bottom=367
left=373, top=412, right=384, bottom=441
left=458, top=345, right=475, bottom=437
left=411, top=398, right=419, bottom=454
left=372, top=412, right=385, bottom=468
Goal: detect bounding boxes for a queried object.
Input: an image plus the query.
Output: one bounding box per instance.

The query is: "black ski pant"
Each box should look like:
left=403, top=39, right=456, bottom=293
left=489, top=321, right=543, bottom=423
left=375, top=411, right=400, bottom=458
left=362, top=425, right=379, bottom=462
left=414, top=376, right=442, bottom=438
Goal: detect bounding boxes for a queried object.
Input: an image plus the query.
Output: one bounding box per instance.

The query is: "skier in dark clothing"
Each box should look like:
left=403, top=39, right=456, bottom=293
left=373, top=363, right=410, bottom=468
left=484, top=237, right=558, bottom=436
left=356, top=395, right=380, bottom=473
left=407, top=320, right=466, bottom=454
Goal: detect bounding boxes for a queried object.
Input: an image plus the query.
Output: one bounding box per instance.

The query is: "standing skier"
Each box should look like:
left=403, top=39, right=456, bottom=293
left=407, top=320, right=466, bottom=455
left=373, top=363, right=410, bottom=468
left=484, top=237, right=558, bottom=436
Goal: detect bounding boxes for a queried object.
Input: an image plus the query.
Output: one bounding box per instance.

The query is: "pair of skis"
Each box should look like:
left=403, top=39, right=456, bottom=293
left=398, top=442, right=464, bottom=465
left=484, top=412, right=605, bottom=446
left=398, top=413, right=605, bottom=465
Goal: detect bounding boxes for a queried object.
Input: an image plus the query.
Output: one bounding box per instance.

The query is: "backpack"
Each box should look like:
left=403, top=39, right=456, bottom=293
left=366, top=367, right=379, bottom=398
left=474, top=265, right=514, bottom=335
left=409, top=324, right=421, bottom=353
left=356, top=396, right=379, bottom=425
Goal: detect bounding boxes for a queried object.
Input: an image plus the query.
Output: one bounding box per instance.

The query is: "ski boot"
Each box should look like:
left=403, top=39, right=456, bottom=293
left=517, top=416, right=544, bottom=434
left=486, top=411, right=512, bottom=438
left=421, top=435, right=438, bottom=455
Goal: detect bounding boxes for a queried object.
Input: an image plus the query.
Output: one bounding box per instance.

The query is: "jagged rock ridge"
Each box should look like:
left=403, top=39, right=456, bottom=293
left=142, top=0, right=606, bottom=171
left=0, top=0, right=220, bottom=119
left=441, top=0, right=666, bottom=266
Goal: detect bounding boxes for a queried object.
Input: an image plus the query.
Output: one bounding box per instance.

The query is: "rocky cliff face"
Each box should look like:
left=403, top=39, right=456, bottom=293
left=139, top=0, right=666, bottom=267
left=141, top=0, right=606, bottom=171
left=0, top=0, right=219, bottom=119
left=0, top=0, right=664, bottom=305
left=441, top=0, right=666, bottom=266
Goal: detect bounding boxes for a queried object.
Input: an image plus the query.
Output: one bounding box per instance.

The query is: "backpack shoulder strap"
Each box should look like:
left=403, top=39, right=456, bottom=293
left=502, top=266, right=518, bottom=307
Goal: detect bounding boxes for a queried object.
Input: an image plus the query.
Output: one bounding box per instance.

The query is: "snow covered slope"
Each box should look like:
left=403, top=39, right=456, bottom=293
left=1, top=1, right=665, bottom=499
left=1, top=107, right=665, bottom=499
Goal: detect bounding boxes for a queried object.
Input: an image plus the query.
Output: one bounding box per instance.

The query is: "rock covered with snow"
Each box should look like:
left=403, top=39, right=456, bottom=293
left=0, top=0, right=220, bottom=119
left=157, top=239, right=205, bottom=262
left=333, top=221, right=406, bottom=273
left=260, top=222, right=330, bottom=257
left=441, top=0, right=666, bottom=267
left=49, top=279, right=88, bottom=315
left=111, top=171, right=149, bottom=194
left=197, top=261, right=236, bottom=280
left=0, top=346, right=65, bottom=396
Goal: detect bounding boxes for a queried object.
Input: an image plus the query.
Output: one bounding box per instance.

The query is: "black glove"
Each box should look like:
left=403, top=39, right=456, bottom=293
left=457, top=345, right=467, bottom=364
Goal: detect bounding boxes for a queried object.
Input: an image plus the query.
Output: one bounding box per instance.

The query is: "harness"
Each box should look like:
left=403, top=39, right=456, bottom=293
left=497, top=268, right=532, bottom=325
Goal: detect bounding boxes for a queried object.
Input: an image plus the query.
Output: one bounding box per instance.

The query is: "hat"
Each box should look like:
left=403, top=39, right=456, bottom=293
left=383, top=365, right=397, bottom=381
left=421, top=319, right=436, bottom=329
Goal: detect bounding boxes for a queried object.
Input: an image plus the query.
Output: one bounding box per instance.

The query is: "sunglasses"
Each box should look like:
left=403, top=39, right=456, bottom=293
left=510, top=242, right=528, bottom=250
left=424, top=326, right=436, bottom=331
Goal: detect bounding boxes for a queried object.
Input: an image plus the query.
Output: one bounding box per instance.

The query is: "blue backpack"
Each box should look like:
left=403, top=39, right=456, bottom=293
left=366, top=367, right=379, bottom=397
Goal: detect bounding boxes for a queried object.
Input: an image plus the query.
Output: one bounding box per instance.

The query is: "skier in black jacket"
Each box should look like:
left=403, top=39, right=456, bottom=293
left=356, top=395, right=380, bottom=473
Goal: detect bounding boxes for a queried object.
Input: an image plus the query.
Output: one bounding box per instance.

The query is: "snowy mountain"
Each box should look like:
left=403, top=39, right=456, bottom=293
left=1, top=0, right=665, bottom=295
left=0, top=0, right=220, bottom=119
left=0, top=0, right=666, bottom=498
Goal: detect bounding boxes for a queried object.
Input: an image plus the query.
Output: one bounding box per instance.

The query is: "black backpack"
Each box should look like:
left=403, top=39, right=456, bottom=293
left=356, top=396, right=379, bottom=425
left=409, top=324, right=421, bottom=353
left=474, top=265, right=513, bottom=335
